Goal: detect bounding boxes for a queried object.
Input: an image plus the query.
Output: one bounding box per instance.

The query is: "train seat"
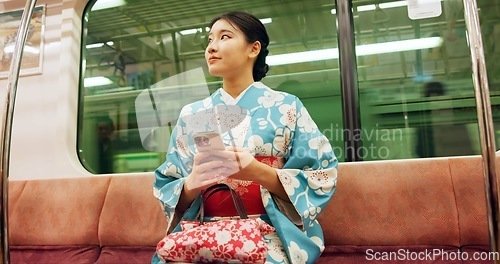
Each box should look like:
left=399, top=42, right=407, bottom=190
left=7, top=155, right=496, bottom=263
left=317, top=156, right=492, bottom=263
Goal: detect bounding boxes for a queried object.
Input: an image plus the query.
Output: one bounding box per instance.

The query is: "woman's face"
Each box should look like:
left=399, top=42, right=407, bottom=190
left=205, top=19, right=256, bottom=79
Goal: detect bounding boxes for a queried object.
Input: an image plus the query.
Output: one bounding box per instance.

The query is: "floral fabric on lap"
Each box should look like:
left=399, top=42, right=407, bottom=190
left=156, top=218, right=274, bottom=263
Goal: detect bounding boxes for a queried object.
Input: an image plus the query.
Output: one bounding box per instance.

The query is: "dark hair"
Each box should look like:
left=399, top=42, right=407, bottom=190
left=424, top=82, right=445, bottom=97
left=96, top=116, right=115, bottom=131
left=209, top=11, right=270, bottom=81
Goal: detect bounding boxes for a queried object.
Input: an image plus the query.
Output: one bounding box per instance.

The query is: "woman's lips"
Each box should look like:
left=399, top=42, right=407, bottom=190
left=208, top=57, right=220, bottom=63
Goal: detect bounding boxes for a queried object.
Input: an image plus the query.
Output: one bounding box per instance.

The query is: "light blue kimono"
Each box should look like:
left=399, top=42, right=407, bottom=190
left=152, top=82, right=338, bottom=264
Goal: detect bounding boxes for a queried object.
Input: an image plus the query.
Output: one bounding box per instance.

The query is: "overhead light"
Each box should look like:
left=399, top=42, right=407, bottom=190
left=180, top=28, right=201, bottom=35
left=379, top=1, right=407, bottom=9
left=330, top=1, right=411, bottom=14
left=356, top=37, right=443, bottom=56
left=267, top=37, right=443, bottom=66
left=180, top=27, right=211, bottom=35
left=86, top=41, right=114, bottom=49
left=3, top=43, right=39, bottom=54
left=86, top=43, right=104, bottom=49
left=184, top=19, right=271, bottom=36
left=91, top=0, right=126, bottom=11
left=358, top=5, right=376, bottom=11
left=267, top=49, right=338, bottom=66
left=357, top=1, right=408, bottom=11
left=260, top=18, right=272, bottom=24
left=84, top=76, right=112, bottom=87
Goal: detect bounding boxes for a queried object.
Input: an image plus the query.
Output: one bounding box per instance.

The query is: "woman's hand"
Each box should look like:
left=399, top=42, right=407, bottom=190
left=183, top=147, right=290, bottom=203
left=205, top=147, right=273, bottom=184
left=183, top=147, right=284, bottom=195
left=223, top=147, right=264, bottom=182
left=177, top=151, right=234, bottom=214
left=224, top=147, right=290, bottom=201
left=185, top=147, right=259, bottom=183
left=184, top=151, right=232, bottom=192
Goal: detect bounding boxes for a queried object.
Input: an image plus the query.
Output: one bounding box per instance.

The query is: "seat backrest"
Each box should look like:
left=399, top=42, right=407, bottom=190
left=319, top=158, right=462, bottom=247
left=9, top=177, right=111, bottom=245
left=448, top=156, right=489, bottom=246
left=8, top=156, right=494, bottom=248
left=98, top=175, right=166, bottom=246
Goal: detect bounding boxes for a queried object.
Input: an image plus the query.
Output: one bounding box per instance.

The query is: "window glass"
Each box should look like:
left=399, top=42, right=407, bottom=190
left=353, top=0, right=482, bottom=160
left=479, top=0, right=500, bottom=151
left=79, top=0, right=343, bottom=173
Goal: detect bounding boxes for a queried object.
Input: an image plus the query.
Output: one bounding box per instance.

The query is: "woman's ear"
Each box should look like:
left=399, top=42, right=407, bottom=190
left=248, top=41, right=261, bottom=59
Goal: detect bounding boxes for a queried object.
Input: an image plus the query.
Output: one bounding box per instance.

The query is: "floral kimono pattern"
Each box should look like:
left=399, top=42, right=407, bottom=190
left=152, top=82, right=338, bottom=264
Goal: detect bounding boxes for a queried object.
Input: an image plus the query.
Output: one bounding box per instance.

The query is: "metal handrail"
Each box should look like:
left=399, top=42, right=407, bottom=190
left=0, top=0, right=38, bottom=263
left=462, top=0, right=500, bottom=262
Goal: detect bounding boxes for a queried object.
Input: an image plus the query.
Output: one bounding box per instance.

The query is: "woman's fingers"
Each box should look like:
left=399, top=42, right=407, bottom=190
left=191, top=147, right=257, bottom=189
left=193, top=151, right=219, bottom=165
left=195, top=150, right=245, bottom=172
left=202, top=149, right=237, bottom=160
left=195, top=159, right=235, bottom=180
left=195, top=159, right=223, bottom=171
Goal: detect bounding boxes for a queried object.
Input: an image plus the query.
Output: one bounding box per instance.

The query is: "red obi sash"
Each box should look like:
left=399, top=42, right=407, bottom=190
left=202, top=156, right=282, bottom=217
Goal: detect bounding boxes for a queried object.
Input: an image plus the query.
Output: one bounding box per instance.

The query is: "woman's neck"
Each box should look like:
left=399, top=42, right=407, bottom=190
left=222, top=77, right=255, bottom=99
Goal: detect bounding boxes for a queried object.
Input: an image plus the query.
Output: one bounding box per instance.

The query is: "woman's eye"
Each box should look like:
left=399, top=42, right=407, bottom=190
left=221, top=35, right=230, bottom=40
left=207, top=38, right=213, bottom=43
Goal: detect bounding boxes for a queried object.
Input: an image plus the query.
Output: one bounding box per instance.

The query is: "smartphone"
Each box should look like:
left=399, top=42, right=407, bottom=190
left=193, top=131, right=225, bottom=152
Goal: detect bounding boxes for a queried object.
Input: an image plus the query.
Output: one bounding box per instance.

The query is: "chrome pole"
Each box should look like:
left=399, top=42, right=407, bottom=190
left=462, top=0, right=499, bottom=260
left=0, top=0, right=38, bottom=263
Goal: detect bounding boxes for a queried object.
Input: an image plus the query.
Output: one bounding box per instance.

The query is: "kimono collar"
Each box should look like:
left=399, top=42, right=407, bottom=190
left=219, top=83, right=253, bottom=105
left=211, top=82, right=269, bottom=116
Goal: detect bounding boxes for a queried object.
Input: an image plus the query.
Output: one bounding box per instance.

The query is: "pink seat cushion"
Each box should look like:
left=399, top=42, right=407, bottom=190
left=94, top=246, right=155, bottom=263
left=321, top=159, right=460, bottom=246
left=10, top=245, right=100, bottom=264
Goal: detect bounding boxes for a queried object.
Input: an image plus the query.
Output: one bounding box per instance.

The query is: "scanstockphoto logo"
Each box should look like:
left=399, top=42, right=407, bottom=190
left=134, top=68, right=404, bottom=162
left=135, top=68, right=253, bottom=188
left=321, top=123, right=404, bottom=160
left=135, top=67, right=211, bottom=152
left=135, top=68, right=252, bottom=153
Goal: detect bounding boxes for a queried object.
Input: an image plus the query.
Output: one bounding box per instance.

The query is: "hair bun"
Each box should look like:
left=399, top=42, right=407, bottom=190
left=252, top=49, right=269, bottom=81
left=260, top=64, right=269, bottom=80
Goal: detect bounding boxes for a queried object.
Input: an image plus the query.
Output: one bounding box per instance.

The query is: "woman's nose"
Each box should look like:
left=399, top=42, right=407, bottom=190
left=206, top=41, right=217, bottom=53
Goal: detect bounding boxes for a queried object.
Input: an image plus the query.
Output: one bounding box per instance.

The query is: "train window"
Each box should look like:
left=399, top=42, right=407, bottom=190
left=480, top=0, right=500, bottom=151
left=79, top=0, right=343, bottom=173
left=353, top=0, right=487, bottom=160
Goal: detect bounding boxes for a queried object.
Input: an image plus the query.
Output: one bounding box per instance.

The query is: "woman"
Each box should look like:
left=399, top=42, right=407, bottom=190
left=153, top=11, right=337, bottom=264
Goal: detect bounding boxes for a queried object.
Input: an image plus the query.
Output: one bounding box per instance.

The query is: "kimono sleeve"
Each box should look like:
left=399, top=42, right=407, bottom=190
left=152, top=114, right=194, bottom=233
left=274, top=96, right=338, bottom=229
